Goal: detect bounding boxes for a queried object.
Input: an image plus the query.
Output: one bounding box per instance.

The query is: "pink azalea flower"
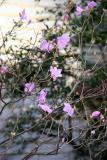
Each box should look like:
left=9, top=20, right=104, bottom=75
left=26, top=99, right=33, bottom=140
left=91, top=111, right=101, bottom=118
left=0, top=65, right=8, bottom=74
left=39, top=103, right=53, bottom=113
left=40, top=40, right=54, bottom=52
left=50, top=66, right=62, bottom=81
left=57, top=33, right=70, bottom=49
left=75, top=5, right=84, bottom=16
left=19, top=9, right=31, bottom=22
left=24, top=82, right=35, bottom=93
left=85, top=1, right=97, bottom=11
left=38, top=89, right=47, bottom=104
left=63, top=102, right=74, bottom=117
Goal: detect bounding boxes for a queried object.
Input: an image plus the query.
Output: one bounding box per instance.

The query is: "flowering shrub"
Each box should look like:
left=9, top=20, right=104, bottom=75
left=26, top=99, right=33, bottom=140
left=0, top=0, right=107, bottom=159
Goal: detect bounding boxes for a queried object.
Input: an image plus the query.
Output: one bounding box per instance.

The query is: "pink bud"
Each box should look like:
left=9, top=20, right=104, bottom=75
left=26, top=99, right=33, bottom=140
left=64, top=13, right=70, bottom=21
left=91, top=111, right=101, bottom=118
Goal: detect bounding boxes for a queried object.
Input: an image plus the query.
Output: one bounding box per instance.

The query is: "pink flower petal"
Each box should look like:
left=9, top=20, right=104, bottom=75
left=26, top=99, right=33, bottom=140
left=19, top=9, right=31, bottom=22
left=38, top=89, right=47, bottom=104
left=39, top=103, right=53, bottom=113
left=63, top=102, right=74, bottom=117
left=91, top=111, right=101, bottom=118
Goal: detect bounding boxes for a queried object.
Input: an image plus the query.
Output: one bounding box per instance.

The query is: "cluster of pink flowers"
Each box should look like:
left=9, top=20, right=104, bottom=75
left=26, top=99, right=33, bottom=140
left=18, top=8, right=104, bottom=120
left=23, top=79, right=74, bottom=116
left=38, top=89, right=74, bottom=116
left=40, top=33, right=70, bottom=53
left=23, top=81, right=102, bottom=119
left=0, top=65, right=8, bottom=74
left=23, top=68, right=62, bottom=111
left=76, top=1, right=97, bottom=16
left=1, top=9, right=104, bottom=124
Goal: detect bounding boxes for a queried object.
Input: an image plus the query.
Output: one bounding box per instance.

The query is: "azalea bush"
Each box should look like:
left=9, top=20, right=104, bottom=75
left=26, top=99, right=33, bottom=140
left=0, top=1, right=107, bottom=159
